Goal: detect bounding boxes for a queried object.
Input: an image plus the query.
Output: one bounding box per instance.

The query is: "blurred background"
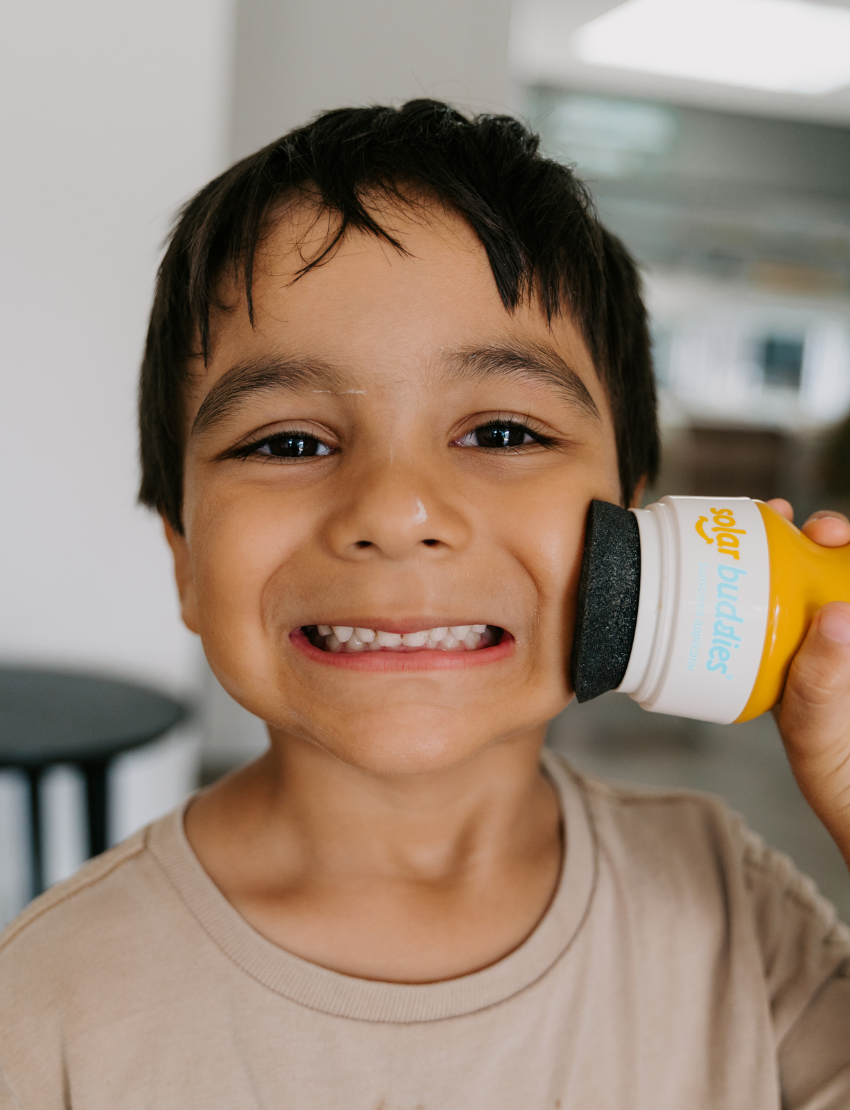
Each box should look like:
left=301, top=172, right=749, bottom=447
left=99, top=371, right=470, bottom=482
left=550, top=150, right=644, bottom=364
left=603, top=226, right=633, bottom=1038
left=3, top=0, right=850, bottom=925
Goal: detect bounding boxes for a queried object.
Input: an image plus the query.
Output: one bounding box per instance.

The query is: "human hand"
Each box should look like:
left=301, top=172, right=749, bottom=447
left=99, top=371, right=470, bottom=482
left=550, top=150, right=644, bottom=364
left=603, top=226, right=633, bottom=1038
left=767, top=498, right=850, bottom=867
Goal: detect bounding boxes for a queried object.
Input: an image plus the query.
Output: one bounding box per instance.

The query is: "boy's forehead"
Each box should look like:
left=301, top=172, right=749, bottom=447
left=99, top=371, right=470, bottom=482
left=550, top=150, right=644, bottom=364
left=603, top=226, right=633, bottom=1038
left=191, top=198, right=607, bottom=419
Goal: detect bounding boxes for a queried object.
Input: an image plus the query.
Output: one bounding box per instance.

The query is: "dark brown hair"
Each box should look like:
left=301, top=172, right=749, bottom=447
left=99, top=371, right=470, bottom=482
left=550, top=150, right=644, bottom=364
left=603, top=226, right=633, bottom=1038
left=139, top=99, right=658, bottom=530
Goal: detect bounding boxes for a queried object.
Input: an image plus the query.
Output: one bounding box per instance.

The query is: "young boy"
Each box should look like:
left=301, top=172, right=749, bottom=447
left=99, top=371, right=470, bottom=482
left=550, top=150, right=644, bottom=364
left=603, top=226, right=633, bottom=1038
left=3, top=99, right=850, bottom=1109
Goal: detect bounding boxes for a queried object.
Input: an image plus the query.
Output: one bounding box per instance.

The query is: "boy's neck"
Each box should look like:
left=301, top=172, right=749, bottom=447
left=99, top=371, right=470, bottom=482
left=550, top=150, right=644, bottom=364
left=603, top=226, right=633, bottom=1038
left=184, top=728, right=562, bottom=983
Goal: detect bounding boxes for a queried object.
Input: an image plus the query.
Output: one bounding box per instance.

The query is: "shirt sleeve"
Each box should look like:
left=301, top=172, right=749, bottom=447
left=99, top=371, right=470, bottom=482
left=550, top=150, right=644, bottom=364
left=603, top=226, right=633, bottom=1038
left=739, top=822, right=850, bottom=1109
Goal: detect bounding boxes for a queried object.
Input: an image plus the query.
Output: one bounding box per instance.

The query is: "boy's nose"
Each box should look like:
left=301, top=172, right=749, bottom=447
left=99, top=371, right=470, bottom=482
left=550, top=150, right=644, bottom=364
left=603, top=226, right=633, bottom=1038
left=323, top=465, right=471, bottom=560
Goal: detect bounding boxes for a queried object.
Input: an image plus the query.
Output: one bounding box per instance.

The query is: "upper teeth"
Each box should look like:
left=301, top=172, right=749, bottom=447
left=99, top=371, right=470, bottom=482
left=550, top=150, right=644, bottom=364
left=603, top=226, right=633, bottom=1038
left=314, top=623, right=489, bottom=652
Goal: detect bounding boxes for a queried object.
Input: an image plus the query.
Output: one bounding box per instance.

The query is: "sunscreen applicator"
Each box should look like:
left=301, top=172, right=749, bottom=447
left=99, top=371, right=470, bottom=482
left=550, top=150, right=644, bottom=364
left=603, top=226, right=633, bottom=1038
left=571, top=496, right=850, bottom=724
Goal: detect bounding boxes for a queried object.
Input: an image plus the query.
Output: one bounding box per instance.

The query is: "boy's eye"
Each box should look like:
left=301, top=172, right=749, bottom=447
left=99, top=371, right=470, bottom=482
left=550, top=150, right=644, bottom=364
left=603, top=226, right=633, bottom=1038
left=457, top=422, right=539, bottom=450
left=250, top=433, right=332, bottom=459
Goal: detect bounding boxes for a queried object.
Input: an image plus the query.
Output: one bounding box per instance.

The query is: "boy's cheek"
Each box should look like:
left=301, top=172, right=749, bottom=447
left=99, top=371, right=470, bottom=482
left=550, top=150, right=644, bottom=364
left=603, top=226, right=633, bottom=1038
left=492, top=471, right=613, bottom=623
left=176, top=489, right=304, bottom=680
left=192, top=511, right=299, bottom=617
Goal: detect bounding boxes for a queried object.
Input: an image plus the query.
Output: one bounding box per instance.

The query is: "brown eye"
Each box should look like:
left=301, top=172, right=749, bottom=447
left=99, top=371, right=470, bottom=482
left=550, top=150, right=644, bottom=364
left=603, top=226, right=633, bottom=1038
left=256, top=434, right=332, bottom=458
left=458, top=422, right=536, bottom=449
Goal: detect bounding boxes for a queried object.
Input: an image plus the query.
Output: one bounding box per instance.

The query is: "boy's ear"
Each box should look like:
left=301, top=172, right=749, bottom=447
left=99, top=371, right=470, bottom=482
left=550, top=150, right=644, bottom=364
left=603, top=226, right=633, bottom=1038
left=163, top=517, right=200, bottom=634
left=629, top=476, right=647, bottom=509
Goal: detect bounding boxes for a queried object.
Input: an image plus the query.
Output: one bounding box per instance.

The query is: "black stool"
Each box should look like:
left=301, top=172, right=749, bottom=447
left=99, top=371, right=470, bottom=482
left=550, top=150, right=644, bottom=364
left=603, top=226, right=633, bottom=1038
left=0, top=666, right=186, bottom=898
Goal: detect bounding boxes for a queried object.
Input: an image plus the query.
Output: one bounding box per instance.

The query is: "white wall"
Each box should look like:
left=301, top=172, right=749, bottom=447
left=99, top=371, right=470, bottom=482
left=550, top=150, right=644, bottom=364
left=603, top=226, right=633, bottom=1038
left=0, top=0, right=233, bottom=693
left=0, top=0, right=234, bottom=923
left=230, top=0, right=515, bottom=159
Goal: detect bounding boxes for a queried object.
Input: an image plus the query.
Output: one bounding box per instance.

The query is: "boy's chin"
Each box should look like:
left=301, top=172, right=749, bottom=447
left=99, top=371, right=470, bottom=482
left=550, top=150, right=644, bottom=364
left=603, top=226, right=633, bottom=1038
left=272, top=707, right=516, bottom=778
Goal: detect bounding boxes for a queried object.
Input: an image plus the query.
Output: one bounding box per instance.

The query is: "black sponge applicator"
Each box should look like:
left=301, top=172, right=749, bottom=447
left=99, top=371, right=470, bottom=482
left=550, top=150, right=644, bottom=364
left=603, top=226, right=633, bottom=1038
left=570, top=499, right=641, bottom=702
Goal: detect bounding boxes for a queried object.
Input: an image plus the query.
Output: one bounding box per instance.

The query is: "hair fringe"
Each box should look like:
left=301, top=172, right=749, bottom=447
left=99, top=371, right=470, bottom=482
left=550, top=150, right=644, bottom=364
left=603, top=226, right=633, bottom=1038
left=138, top=99, right=658, bottom=531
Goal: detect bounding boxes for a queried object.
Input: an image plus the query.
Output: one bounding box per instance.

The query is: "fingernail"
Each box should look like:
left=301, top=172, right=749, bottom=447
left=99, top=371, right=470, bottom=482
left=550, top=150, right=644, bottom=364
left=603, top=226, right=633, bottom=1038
left=819, top=605, right=850, bottom=645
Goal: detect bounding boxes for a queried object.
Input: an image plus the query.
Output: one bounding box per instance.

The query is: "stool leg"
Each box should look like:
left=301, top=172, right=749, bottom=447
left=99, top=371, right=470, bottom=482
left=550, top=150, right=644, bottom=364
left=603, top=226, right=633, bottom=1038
left=26, top=767, right=45, bottom=899
left=82, top=760, right=109, bottom=858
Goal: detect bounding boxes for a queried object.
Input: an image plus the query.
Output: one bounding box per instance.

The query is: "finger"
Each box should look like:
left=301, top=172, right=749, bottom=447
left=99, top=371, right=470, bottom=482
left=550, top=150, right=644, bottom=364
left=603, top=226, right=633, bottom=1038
left=777, top=603, right=850, bottom=844
left=779, top=602, right=850, bottom=765
left=801, top=510, right=850, bottom=548
left=766, top=497, right=794, bottom=522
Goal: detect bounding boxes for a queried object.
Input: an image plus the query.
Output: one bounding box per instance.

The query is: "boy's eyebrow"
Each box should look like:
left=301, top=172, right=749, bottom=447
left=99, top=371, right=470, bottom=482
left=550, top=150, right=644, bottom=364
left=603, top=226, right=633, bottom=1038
left=442, top=343, right=600, bottom=420
left=191, top=357, right=347, bottom=436
left=191, top=342, right=600, bottom=437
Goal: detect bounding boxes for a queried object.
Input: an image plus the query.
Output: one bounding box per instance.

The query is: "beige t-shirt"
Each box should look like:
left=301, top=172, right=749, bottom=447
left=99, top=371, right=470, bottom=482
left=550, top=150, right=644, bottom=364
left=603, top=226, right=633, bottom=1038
left=2, top=750, right=850, bottom=1110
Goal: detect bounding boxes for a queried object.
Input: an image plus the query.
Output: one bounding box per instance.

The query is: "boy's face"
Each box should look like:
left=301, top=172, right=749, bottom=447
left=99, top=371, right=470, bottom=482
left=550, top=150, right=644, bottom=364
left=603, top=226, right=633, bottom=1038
left=169, top=198, right=622, bottom=775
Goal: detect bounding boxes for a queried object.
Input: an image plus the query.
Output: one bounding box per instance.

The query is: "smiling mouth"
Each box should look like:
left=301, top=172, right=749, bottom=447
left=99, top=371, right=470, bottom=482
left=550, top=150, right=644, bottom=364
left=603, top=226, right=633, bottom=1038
left=304, top=624, right=504, bottom=653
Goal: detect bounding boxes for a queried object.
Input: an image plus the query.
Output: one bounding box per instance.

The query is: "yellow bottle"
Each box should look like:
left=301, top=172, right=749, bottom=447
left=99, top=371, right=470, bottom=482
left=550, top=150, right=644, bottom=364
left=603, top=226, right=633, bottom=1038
left=738, top=502, right=850, bottom=721
left=571, top=496, right=850, bottom=725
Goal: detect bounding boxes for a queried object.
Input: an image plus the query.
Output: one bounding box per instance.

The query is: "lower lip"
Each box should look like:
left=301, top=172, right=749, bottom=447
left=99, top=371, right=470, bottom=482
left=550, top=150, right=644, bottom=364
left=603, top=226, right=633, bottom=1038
left=290, top=627, right=515, bottom=671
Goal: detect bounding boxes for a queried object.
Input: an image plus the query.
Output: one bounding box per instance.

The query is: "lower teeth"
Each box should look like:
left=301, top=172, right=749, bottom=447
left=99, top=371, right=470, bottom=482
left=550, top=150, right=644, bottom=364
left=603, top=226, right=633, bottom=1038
left=306, top=626, right=500, bottom=654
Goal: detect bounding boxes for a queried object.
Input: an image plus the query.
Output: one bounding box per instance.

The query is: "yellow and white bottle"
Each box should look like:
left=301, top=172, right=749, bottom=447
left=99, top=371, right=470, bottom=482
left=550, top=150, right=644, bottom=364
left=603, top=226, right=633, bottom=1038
left=572, top=496, right=850, bottom=725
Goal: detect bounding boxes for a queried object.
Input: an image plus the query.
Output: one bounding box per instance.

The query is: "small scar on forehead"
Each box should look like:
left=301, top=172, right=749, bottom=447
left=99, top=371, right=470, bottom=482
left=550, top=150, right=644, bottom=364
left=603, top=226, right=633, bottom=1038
left=312, top=389, right=366, bottom=395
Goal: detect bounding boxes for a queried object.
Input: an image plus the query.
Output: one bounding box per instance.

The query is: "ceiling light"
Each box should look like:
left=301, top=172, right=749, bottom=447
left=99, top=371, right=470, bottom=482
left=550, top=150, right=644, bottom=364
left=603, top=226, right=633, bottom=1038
left=573, top=0, right=850, bottom=95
